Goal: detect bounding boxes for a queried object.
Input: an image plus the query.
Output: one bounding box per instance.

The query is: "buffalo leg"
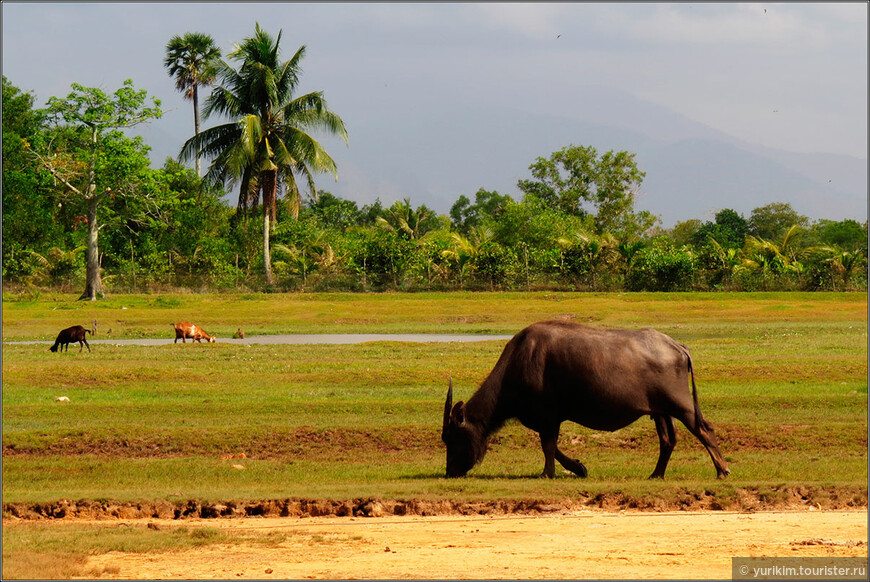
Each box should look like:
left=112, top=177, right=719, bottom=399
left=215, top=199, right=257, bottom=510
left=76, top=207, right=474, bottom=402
left=649, top=415, right=676, bottom=479
left=556, top=447, right=588, bottom=478
left=677, top=412, right=730, bottom=479
left=82, top=338, right=90, bottom=352
left=692, top=420, right=730, bottom=479
left=539, top=430, right=558, bottom=478
left=541, top=427, right=588, bottom=478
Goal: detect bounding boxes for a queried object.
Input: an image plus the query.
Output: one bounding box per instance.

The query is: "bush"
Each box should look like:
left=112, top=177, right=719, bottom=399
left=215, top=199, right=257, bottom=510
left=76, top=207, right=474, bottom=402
left=627, top=240, right=695, bottom=291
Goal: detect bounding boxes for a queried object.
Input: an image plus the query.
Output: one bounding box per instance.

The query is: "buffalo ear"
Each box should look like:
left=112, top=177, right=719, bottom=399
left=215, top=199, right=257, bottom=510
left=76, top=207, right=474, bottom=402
left=451, top=401, right=466, bottom=426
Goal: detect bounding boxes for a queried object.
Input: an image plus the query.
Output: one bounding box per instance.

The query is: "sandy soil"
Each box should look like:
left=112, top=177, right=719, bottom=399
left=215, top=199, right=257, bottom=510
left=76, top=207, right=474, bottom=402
left=78, top=509, right=867, bottom=579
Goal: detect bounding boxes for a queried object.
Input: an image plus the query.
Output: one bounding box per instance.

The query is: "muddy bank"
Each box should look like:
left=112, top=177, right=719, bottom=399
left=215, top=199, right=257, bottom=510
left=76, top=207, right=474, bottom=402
left=4, top=485, right=866, bottom=521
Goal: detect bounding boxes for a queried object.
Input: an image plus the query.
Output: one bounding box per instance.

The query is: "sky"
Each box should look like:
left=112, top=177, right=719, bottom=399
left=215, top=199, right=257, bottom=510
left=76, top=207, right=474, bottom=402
left=2, top=2, right=867, bottom=222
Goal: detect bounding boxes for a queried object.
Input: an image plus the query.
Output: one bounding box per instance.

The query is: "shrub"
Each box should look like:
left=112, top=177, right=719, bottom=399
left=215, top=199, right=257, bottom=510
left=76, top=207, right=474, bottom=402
left=627, top=239, right=695, bottom=291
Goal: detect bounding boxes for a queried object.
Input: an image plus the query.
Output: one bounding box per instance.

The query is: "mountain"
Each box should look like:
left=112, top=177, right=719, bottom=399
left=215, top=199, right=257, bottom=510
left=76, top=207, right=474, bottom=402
left=140, top=86, right=866, bottom=227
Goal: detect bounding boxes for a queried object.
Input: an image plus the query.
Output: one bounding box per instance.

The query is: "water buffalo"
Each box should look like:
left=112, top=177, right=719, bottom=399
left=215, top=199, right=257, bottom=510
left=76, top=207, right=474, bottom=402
left=442, top=320, right=729, bottom=480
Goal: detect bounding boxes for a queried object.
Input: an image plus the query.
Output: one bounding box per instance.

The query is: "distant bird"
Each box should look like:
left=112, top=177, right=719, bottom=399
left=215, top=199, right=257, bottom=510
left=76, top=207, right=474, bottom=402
left=556, top=34, right=561, bottom=39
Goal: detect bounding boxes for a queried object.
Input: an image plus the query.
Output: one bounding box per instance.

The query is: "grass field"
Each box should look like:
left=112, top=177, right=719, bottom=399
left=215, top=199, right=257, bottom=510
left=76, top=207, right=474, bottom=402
left=2, top=291, right=868, bottom=577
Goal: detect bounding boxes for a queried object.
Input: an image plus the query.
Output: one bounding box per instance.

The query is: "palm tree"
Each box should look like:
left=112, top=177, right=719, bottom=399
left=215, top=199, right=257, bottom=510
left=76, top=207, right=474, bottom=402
left=817, top=247, right=864, bottom=291
left=738, top=225, right=814, bottom=289
left=180, top=24, right=348, bottom=285
left=164, top=32, right=221, bottom=177
left=557, top=229, right=617, bottom=288
left=376, top=198, right=435, bottom=240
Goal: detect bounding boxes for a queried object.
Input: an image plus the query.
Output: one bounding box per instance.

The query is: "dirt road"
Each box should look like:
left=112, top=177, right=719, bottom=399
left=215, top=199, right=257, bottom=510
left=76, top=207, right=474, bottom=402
left=80, top=509, right=867, bottom=579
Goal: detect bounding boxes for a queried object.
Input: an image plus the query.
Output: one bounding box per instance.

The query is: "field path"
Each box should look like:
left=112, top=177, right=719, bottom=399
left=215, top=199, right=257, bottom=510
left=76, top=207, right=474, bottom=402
left=78, top=509, right=867, bottom=579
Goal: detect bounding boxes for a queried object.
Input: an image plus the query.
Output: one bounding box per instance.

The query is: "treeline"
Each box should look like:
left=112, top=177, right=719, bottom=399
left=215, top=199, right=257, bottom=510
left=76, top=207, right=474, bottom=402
left=3, top=76, right=867, bottom=294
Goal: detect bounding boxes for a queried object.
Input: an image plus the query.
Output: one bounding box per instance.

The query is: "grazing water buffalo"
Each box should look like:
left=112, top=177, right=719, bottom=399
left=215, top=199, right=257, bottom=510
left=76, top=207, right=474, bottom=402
left=172, top=322, right=216, bottom=343
left=442, top=320, right=729, bottom=480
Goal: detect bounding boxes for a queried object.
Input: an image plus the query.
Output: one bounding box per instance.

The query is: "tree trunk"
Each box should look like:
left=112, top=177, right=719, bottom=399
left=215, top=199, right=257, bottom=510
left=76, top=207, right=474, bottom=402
left=263, top=210, right=273, bottom=285
left=79, top=127, right=103, bottom=301
left=79, top=195, right=103, bottom=301
left=261, top=169, right=278, bottom=285
left=193, top=84, right=201, bottom=178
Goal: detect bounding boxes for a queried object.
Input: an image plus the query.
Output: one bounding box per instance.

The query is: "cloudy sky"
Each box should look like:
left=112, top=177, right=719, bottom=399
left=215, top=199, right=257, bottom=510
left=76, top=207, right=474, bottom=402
left=2, top=2, right=866, bottom=221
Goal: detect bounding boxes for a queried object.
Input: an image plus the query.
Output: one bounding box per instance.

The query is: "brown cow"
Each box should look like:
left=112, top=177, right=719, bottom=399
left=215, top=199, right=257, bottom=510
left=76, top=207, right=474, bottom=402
left=172, top=322, right=216, bottom=343
left=442, top=320, right=729, bottom=480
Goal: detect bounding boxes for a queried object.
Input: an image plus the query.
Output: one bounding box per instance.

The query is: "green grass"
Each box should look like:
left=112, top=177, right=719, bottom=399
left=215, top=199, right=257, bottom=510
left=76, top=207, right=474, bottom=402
left=2, top=291, right=867, bottom=579
left=3, top=292, right=866, bottom=501
left=2, top=290, right=865, bottom=340
left=2, top=292, right=866, bottom=501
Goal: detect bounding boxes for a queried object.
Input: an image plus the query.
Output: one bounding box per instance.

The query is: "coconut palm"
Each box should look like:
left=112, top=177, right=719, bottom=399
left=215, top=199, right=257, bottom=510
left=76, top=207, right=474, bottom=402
left=376, top=198, right=435, bottom=240
left=738, top=225, right=814, bottom=289
left=164, top=32, right=221, bottom=177
left=557, top=228, right=617, bottom=288
left=180, top=24, right=348, bottom=285
left=817, top=247, right=864, bottom=291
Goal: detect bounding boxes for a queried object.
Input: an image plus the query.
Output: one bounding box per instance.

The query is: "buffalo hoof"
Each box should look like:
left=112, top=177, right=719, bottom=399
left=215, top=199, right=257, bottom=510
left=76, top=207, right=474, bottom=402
left=561, top=459, right=587, bottom=478
left=648, top=473, right=665, bottom=480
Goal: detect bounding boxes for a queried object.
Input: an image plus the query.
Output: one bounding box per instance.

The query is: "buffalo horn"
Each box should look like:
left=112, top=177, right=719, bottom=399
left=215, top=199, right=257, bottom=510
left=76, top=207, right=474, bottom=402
left=443, top=378, right=453, bottom=430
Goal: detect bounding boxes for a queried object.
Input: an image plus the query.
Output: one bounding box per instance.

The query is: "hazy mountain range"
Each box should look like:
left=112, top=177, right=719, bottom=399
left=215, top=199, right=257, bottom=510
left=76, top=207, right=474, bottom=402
left=142, top=85, right=866, bottom=228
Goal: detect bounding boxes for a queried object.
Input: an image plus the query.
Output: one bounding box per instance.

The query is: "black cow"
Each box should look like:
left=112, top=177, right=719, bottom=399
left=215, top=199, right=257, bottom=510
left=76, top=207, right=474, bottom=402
left=49, top=325, right=93, bottom=353
left=442, top=320, right=730, bottom=479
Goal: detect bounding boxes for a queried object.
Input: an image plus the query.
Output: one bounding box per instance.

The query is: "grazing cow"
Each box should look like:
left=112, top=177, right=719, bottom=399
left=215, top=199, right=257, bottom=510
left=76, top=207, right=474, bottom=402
left=172, top=322, right=216, bottom=343
left=442, top=320, right=730, bottom=480
left=49, top=325, right=93, bottom=353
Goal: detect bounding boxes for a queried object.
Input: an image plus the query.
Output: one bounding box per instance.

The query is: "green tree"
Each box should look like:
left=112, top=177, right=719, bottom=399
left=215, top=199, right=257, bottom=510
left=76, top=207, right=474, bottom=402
left=627, top=238, right=695, bottom=292
left=693, top=208, right=749, bottom=250
left=812, top=219, right=867, bottom=254
left=306, top=191, right=361, bottom=231
left=737, top=225, right=812, bottom=289
left=813, top=248, right=865, bottom=291
left=450, top=188, right=512, bottom=234
left=1, top=77, right=62, bottom=281
left=164, top=32, right=221, bottom=177
left=557, top=228, right=618, bottom=289
left=149, top=158, right=236, bottom=288
left=375, top=198, right=439, bottom=240
left=669, top=219, right=702, bottom=247
left=29, top=80, right=162, bottom=300
left=748, top=202, right=809, bottom=241
left=517, top=145, right=648, bottom=235
left=181, top=23, right=348, bottom=285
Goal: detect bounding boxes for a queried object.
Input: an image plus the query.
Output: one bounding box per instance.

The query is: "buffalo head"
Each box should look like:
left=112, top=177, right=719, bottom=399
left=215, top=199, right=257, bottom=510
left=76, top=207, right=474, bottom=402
left=442, top=379, right=486, bottom=478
